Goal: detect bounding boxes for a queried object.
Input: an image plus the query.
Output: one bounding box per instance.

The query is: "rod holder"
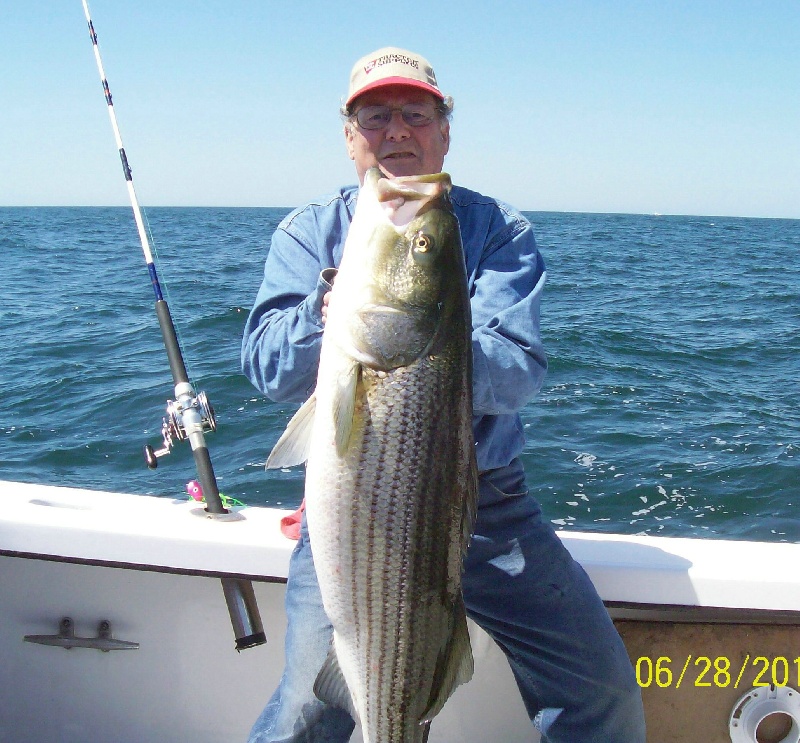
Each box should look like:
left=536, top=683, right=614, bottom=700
left=222, top=577, right=266, bottom=651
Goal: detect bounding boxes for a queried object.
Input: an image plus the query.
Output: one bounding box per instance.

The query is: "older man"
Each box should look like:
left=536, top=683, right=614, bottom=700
left=242, top=47, right=645, bottom=743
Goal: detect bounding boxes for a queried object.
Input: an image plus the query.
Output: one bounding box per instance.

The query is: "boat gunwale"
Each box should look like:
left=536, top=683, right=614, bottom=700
left=3, top=480, right=800, bottom=614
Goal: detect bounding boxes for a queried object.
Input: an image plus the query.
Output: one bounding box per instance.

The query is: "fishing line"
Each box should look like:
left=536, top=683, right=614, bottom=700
left=81, top=0, right=265, bottom=650
left=139, top=208, right=197, bottom=384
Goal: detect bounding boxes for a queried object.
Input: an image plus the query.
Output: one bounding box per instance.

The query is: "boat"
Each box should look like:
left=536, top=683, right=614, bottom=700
left=2, top=478, right=798, bottom=742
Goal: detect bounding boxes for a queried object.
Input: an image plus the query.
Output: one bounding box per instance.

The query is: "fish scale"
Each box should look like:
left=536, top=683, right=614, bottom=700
left=314, top=363, right=463, bottom=742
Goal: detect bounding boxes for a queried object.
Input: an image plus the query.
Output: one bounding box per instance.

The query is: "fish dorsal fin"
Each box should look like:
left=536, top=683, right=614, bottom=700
left=313, top=643, right=358, bottom=720
left=333, top=360, right=361, bottom=456
left=265, top=394, right=317, bottom=469
left=419, top=597, right=474, bottom=724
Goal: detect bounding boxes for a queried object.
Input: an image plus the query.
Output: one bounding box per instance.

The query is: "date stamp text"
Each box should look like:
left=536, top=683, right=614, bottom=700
left=636, top=655, right=800, bottom=689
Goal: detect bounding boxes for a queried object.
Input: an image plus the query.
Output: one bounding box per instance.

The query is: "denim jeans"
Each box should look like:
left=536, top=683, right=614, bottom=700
left=247, top=460, right=645, bottom=743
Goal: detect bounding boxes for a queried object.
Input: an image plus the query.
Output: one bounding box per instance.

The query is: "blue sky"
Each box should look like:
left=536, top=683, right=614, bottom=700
left=2, top=1, right=798, bottom=217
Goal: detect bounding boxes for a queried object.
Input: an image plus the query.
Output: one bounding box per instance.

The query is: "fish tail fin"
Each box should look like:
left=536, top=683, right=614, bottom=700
left=313, top=641, right=358, bottom=721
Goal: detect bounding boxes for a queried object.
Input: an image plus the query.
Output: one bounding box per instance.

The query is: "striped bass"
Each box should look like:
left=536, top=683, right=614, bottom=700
left=267, top=168, right=478, bottom=742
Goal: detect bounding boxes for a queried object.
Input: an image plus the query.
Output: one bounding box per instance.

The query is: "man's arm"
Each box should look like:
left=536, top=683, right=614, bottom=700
left=469, top=219, right=548, bottom=416
left=241, top=226, right=332, bottom=403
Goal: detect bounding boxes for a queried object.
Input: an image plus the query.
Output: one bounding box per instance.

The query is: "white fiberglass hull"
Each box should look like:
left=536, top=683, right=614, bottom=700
left=1, top=480, right=798, bottom=743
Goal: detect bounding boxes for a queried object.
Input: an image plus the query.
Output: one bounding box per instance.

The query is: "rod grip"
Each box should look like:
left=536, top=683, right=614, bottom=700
left=192, top=444, right=226, bottom=515
left=155, top=300, right=189, bottom=386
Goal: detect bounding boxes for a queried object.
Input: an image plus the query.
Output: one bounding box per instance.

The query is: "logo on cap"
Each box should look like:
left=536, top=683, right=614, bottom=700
left=364, top=52, right=420, bottom=76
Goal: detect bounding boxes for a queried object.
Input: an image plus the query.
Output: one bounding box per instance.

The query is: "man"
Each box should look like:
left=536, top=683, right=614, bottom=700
left=242, top=47, right=645, bottom=743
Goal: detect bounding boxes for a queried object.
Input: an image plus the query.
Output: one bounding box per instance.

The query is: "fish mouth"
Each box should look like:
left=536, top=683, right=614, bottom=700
left=365, top=169, right=452, bottom=227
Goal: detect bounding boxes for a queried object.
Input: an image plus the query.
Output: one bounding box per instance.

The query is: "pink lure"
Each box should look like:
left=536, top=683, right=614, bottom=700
left=186, top=480, right=204, bottom=502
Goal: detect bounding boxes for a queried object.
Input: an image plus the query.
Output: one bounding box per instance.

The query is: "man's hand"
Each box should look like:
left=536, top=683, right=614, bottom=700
left=321, top=291, right=331, bottom=324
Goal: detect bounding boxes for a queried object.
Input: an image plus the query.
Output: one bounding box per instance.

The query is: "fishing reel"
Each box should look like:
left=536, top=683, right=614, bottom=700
left=144, top=390, right=216, bottom=469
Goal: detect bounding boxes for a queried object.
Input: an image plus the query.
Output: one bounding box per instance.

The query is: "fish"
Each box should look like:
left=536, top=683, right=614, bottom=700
left=267, top=167, right=478, bottom=742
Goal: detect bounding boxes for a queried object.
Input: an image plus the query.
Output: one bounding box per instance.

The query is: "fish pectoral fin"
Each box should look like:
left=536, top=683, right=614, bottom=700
left=333, top=360, right=361, bottom=456
left=265, top=394, right=317, bottom=469
left=313, top=644, right=357, bottom=719
left=419, top=599, right=474, bottom=724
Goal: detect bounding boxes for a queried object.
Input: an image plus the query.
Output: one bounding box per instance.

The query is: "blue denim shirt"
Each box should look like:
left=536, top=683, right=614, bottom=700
left=242, top=184, right=547, bottom=473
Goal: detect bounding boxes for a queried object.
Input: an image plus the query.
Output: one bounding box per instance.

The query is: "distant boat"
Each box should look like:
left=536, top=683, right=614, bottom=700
left=2, top=479, right=799, bottom=742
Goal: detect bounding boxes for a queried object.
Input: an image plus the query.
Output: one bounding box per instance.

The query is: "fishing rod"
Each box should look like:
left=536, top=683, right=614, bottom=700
left=81, top=0, right=265, bottom=651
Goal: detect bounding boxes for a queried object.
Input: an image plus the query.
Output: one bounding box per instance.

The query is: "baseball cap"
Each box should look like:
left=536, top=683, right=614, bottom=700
left=345, top=47, right=444, bottom=107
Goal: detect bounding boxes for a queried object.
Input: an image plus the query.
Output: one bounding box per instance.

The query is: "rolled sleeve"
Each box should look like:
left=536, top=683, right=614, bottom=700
left=242, top=229, right=332, bottom=402
left=470, top=224, right=548, bottom=415
left=452, top=189, right=548, bottom=471
left=242, top=189, right=355, bottom=403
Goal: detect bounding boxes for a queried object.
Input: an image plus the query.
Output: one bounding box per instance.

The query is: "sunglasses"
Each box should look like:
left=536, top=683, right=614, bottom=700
left=352, top=103, right=440, bottom=131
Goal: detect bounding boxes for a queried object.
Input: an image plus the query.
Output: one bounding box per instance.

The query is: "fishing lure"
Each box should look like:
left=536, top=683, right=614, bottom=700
left=186, top=480, right=245, bottom=509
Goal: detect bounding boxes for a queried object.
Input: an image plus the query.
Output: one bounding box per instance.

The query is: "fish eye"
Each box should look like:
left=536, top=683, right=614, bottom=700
left=413, top=233, right=432, bottom=253
left=409, top=229, right=439, bottom=268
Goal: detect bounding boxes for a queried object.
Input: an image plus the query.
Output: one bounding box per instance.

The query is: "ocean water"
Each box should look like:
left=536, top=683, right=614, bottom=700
left=1, top=206, right=798, bottom=543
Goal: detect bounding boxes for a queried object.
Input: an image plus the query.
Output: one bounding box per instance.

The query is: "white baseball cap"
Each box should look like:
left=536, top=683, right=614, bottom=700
left=346, top=47, right=444, bottom=107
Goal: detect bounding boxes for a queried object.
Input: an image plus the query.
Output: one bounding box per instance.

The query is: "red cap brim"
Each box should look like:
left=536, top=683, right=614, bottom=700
left=346, top=77, right=444, bottom=106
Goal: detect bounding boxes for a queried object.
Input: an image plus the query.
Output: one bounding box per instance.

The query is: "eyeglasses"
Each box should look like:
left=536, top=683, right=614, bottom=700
left=351, top=103, right=440, bottom=131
